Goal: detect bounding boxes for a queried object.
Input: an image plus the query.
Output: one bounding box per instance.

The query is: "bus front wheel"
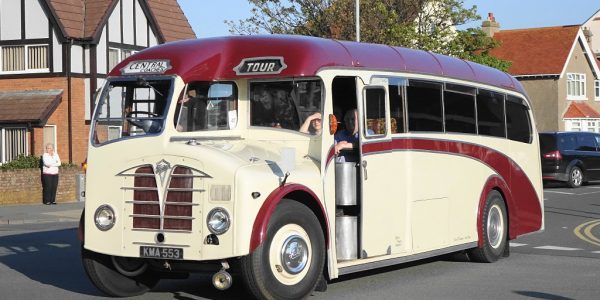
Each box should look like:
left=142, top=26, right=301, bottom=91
left=241, top=200, right=325, bottom=300
left=81, top=247, right=159, bottom=297
left=469, top=190, right=507, bottom=263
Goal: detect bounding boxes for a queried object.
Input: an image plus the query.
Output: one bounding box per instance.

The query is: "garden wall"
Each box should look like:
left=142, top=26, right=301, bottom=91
left=0, top=168, right=83, bottom=206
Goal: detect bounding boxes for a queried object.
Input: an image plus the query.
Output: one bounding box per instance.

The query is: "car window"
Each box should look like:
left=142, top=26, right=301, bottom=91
left=576, top=134, right=597, bottom=151
left=558, top=134, right=577, bottom=151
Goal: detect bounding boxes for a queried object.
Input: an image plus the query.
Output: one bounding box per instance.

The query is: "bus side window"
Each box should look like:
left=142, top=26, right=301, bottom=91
left=388, top=83, right=404, bottom=133
left=364, top=88, right=387, bottom=136
left=406, top=80, right=443, bottom=132
left=506, top=95, right=532, bottom=143
left=477, top=90, right=506, bottom=138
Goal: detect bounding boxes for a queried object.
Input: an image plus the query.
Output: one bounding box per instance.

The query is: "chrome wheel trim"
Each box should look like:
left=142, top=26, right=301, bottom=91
left=571, top=168, right=583, bottom=186
left=269, top=224, right=312, bottom=285
left=111, top=256, right=148, bottom=277
left=487, top=204, right=504, bottom=249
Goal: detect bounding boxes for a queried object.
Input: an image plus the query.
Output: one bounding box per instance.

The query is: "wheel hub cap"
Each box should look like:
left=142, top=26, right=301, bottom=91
left=488, top=206, right=503, bottom=249
left=281, top=235, right=309, bottom=274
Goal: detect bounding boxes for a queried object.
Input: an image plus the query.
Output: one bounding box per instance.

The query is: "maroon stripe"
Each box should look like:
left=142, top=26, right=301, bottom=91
left=359, top=138, right=542, bottom=238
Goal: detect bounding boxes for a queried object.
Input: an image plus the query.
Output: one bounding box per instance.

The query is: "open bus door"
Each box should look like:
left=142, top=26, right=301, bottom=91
left=357, top=77, right=407, bottom=258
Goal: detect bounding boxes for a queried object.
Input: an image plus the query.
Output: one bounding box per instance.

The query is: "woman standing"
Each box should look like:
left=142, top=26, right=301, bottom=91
left=42, top=143, right=61, bottom=205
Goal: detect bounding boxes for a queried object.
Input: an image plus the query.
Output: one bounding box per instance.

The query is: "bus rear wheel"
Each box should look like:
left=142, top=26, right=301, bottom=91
left=81, top=247, right=159, bottom=297
left=469, top=190, right=507, bottom=263
left=241, top=200, right=325, bottom=300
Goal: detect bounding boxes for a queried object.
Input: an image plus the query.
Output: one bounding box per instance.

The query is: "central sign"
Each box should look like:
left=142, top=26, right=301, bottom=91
left=121, top=60, right=172, bottom=75
left=233, top=57, right=287, bottom=75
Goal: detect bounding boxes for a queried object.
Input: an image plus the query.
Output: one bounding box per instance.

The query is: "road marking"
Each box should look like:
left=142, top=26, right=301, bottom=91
left=574, top=220, right=600, bottom=247
left=592, top=251, right=600, bottom=254
left=585, top=186, right=600, bottom=189
left=509, top=242, right=527, bottom=247
left=544, top=190, right=576, bottom=195
left=578, top=191, right=600, bottom=195
left=534, top=246, right=583, bottom=251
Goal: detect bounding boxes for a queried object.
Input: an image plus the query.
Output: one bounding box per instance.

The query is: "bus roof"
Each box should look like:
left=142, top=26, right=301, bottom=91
left=110, top=35, right=526, bottom=95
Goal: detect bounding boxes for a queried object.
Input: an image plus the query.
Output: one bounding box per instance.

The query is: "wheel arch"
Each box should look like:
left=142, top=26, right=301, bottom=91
left=477, top=176, right=513, bottom=247
left=249, top=183, right=330, bottom=252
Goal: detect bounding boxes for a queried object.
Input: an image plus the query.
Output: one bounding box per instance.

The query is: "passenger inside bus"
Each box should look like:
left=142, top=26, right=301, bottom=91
left=335, top=109, right=360, bottom=162
left=299, top=112, right=322, bottom=135
left=251, top=84, right=300, bottom=130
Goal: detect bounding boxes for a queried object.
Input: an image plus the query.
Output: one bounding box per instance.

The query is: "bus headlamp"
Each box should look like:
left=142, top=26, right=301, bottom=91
left=94, top=205, right=116, bottom=231
left=207, top=208, right=230, bottom=235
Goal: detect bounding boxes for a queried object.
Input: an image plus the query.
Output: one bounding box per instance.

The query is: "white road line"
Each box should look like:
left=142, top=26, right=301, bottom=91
left=585, top=186, right=600, bottom=189
left=544, top=190, right=576, bottom=195
left=577, top=191, right=600, bottom=195
left=534, top=246, right=583, bottom=251
left=509, top=242, right=527, bottom=247
left=592, top=251, right=600, bottom=254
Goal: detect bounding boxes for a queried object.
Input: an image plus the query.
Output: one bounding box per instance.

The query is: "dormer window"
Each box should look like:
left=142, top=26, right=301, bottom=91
left=567, top=73, right=587, bottom=100
left=0, top=45, right=48, bottom=73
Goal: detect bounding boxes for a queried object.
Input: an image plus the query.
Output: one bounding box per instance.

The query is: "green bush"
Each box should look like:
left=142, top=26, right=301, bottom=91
left=0, top=155, right=78, bottom=170
left=0, top=155, right=40, bottom=170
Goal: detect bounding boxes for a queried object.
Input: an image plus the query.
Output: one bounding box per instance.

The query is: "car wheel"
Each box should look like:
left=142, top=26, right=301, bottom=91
left=567, top=166, right=583, bottom=188
left=468, top=190, right=508, bottom=263
left=81, top=247, right=158, bottom=297
left=241, top=200, right=325, bottom=300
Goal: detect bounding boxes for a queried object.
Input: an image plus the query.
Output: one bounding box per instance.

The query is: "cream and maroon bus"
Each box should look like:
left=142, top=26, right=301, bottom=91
left=80, top=35, right=543, bottom=299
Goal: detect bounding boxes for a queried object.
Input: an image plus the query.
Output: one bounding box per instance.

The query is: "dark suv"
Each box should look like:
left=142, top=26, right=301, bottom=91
left=539, top=132, right=600, bottom=188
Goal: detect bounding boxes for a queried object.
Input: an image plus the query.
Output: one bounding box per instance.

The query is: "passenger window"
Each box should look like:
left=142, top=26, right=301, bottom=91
left=577, top=134, right=597, bottom=151
left=388, top=79, right=405, bottom=133
left=407, top=80, right=443, bottom=132
left=506, top=96, right=531, bottom=143
left=477, top=90, right=506, bottom=138
left=364, top=88, right=387, bottom=137
left=444, top=84, right=476, bottom=134
left=250, top=80, right=322, bottom=132
left=175, top=82, right=237, bottom=132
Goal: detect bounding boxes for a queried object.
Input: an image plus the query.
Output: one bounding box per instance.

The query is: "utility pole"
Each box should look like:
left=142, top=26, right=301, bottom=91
left=355, top=0, right=360, bottom=42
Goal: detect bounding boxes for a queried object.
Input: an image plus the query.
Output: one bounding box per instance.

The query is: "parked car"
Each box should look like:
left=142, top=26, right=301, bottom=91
left=539, top=131, right=600, bottom=188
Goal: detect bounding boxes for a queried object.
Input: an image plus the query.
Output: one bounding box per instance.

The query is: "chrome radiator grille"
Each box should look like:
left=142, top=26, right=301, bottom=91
left=120, top=163, right=209, bottom=232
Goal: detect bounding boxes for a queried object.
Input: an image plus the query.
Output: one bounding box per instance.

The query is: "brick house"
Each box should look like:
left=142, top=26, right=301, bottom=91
left=0, top=0, right=195, bottom=165
left=484, top=14, right=600, bottom=133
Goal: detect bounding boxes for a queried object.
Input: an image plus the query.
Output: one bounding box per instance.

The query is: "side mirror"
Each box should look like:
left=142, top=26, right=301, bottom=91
left=329, top=114, right=338, bottom=135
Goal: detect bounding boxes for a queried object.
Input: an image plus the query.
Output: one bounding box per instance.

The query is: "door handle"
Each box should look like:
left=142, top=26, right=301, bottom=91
left=362, top=160, right=368, bottom=180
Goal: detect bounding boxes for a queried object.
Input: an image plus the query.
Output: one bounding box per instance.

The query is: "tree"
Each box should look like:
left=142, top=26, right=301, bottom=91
left=226, top=0, right=511, bottom=71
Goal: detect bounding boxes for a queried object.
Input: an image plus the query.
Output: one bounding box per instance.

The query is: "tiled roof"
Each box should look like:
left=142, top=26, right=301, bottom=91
left=44, top=0, right=194, bottom=42
left=146, top=0, right=196, bottom=42
left=489, top=26, right=580, bottom=76
left=0, top=90, right=63, bottom=125
left=563, top=102, right=600, bottom=118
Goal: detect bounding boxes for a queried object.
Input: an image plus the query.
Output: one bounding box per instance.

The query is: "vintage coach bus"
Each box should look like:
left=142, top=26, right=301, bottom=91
left=79, top=35, right=544, bottom=299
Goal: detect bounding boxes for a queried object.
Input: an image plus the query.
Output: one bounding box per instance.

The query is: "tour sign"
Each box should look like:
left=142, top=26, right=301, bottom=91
left=234, top=57, right=287, bottom=75
left=121, top=60, right=172, bottom=75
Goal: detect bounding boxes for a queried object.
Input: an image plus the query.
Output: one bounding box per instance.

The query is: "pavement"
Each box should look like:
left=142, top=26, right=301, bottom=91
left=0, top=201, right=84, bottom=225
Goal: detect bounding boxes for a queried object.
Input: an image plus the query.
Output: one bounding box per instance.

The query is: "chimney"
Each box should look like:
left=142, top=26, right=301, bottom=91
left=482, top=12, right=500, bottom=37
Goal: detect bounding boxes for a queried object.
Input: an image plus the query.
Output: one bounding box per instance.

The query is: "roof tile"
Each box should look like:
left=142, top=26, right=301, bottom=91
left=489, top=26, right=580, bottom=76
left=563, top=102, right=600, bottom=118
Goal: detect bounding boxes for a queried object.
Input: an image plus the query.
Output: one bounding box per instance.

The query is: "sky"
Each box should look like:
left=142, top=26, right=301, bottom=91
left=178, top=0, right=600, bottom=38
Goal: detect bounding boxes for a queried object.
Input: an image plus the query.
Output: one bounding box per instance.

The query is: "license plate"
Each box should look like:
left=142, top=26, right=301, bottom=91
left=140, top=246, right=183, bottom=259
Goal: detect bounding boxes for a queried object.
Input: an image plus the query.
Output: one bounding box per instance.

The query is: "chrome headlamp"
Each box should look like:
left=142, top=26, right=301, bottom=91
left=94, top=205, right=116, bottom=231
left=206, top=208, right=230, bottom=235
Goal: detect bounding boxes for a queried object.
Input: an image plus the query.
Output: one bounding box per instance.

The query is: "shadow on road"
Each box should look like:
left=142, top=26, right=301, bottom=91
left=0, top=227, right=252, bottom=299
left=0, top=228, right=100, bottom=296
left=514, top=291, right=574, bottom=300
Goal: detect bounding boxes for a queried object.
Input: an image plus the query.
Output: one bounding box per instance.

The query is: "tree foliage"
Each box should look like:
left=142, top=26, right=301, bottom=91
left=226, top=0, right=511, bottom=71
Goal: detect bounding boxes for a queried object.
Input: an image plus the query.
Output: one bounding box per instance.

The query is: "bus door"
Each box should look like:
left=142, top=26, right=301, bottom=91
left=358, top=78, right=405, bottom=257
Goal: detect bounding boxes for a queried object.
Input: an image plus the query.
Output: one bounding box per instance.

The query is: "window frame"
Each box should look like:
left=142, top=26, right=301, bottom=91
left=566, top=73, right=587, bottom=100
left=0, top=127, right=28, bottom=164
left=595, top=80, right=600, bottom=101
left=0, top=44, right=50, bottom=74
left=362, top=86, right=389, bottom=138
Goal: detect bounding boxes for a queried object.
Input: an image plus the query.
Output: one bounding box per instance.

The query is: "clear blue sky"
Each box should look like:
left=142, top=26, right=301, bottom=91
left=179, top=0, right=600, bottom=38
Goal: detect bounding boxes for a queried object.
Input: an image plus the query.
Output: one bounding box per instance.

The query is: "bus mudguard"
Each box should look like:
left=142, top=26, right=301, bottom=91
left=249, top=183, right=329, bottom=252
left=477, top=176, right=512, bottom=247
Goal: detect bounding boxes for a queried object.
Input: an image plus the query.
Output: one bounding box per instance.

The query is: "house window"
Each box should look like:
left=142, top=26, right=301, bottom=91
left=567, top=73, right=586, bottom=100
left=0, top=127, right=28, bottom=164
left=43, top=125, right=57, bottom=152
left=595, top=80, right=600, bottom=100
left=108, top=48, right=136, bottom=71
left=0, top=45, right=48, bottom=73
left=565, top=118, right=600, bottom=132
